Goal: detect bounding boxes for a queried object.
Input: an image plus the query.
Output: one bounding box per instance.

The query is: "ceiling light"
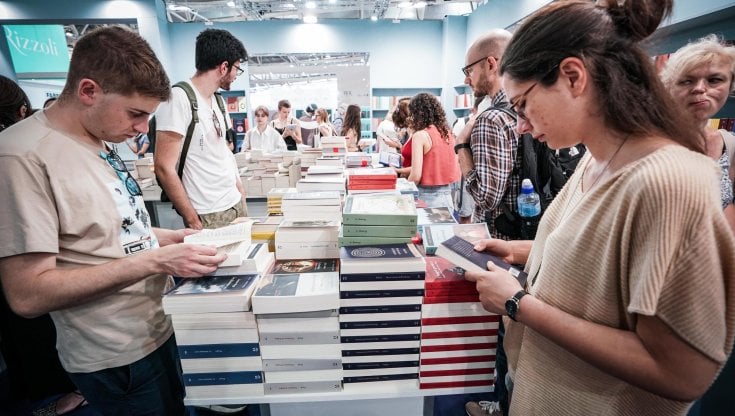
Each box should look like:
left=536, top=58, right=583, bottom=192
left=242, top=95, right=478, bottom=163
left=303, top=15, right=318, bottom=23
left=370, top=15, right=378, bottom=21
left=398, top=2, right=412, bottom=8
left=305, top=1, right=316, bottom=9
left=328, top=0, right=336, bottom=3
left=167, top=4, right=191, bottom=11
left=414, top=1, right=427, bottom=8
left=226, top=1, right=236, bottom=7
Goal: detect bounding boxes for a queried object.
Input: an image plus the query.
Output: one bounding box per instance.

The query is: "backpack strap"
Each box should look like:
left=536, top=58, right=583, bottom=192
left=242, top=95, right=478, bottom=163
left=172, top=81, right=198, bottom=180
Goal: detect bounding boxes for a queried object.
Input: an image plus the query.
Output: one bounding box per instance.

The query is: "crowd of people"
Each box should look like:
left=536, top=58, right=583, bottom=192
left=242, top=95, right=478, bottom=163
left=0, top=0, right=734, bottom=415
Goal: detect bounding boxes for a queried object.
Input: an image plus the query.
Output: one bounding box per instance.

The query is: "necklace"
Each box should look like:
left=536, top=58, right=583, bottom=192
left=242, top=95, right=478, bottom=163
left=581, top=134, right=630, bottom=192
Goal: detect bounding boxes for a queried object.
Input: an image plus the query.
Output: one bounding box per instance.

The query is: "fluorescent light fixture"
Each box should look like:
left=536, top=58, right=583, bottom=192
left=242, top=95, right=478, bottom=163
left=167, top=4, right=191, bottom=11
left=370, top=15, right=378, bottom=21
left=398, top=2, right=412, bottom=8
left=304, top=15, right=318, bottom=23
left=328, top=0, right=336, bottom=3
left=226, top=1, right=236, bottom=7
left=305, top=1, right=316, bottom=9
left=414, top=1, right=427, bottom=8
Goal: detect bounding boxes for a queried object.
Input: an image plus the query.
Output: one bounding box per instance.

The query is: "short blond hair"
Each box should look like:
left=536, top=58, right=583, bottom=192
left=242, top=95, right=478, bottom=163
left=661, top=34, right=735, bottom=94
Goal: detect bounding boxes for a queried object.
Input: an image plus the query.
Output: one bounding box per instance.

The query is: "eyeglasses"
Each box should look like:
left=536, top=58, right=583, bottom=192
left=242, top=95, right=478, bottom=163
left=212, top=109, right=223, bottom=138
left=100, top=148, right=142, bottom=197
left=462, top=56, right=490, bottom=77
left=510, top=64, right=559, bottom=122
left=231, top=62, right=244, bottom=77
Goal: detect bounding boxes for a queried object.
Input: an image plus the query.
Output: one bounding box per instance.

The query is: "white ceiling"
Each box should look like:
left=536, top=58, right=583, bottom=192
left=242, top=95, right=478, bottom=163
left=163, top=0, right=484, bottom=23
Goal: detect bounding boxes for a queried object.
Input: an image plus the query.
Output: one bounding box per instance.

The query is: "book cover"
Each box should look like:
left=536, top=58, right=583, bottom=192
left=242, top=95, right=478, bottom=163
left=341, top=224, right=417, bottom=238
left=177, top=343, right=261, bottom=358
left=269, top=258, right=339, bottom=274
left=207, top=243, right=274, bottom=275
left=340, top=304, right=422, bottom=315
left=416, top=207, right=457, bottom=226
left=342, top=194, right=417, bottom=226
left=251, top=273, right=340, bottom=314
left=422, top=223, right=490, bottom=255
left=183, top=221, right=253, bottom=247
left=339, top=243, right=425, bottom=274
left=424, top=256, right=478, bottom=293
left=162, top=274, right=260, bottom=314
left=436, top=236, right=528, bottom=287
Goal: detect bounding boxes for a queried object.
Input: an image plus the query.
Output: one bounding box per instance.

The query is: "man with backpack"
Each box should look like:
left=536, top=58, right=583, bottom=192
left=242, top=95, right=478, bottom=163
left=155, top=29, right=248, bottom=230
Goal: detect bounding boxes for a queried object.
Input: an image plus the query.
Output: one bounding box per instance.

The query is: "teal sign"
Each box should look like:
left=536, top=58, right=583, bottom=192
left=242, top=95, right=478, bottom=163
left=4, top=24, right=70, bottom=78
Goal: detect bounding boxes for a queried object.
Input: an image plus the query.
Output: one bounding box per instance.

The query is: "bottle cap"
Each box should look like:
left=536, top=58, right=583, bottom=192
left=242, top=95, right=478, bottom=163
left=521, top=178, right=534, bottom=192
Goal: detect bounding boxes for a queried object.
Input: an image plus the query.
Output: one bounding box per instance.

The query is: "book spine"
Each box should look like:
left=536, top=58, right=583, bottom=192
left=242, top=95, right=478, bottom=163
left=339, top=311, right=422, bottom=322
left=343, top=373, right=419, bottom=383
left=258, top=331, right=340, bottom=345
left=340, top=319, right=421, bottom=329
left=338, top=236, right=414, bottom=247
left=183, top=371, right=263, bottom=386
left=340, top=289, right=425, bottom=299
left=420, top=329, right=498, bottom=339
left=341, top=213, right=417, bottom=226
left=421, top=315, right=500, bottom=325
left=341, top=333, right=420, bottom=343
left=177, top=343, right=260, bottom=358
left=264, top=381, right=342, bottom=394
left=262, top=358, right=342, bottom=372
left=339, top=272, right=426, bottom=282
left=343, top=360, right=419, bottom=370
left=420, top=354, right=497, bottom=365
left=339, top=297, right=424, bottom=307
left=419, top=379, right=494, bottom=389
left=340, top=304, right=422, bottom=314
left=341, top=347, right=420, bottom=357
left=341, top=224, right=417, bottom=237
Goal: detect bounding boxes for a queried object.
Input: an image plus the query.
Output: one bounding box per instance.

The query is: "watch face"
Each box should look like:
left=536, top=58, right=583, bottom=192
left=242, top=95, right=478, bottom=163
left=505, top=298, right=519, bottom=319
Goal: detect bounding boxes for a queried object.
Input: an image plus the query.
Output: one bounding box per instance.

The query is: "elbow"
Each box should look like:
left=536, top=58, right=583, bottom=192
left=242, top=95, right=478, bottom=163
left=6, top=296, right=46, bottom=319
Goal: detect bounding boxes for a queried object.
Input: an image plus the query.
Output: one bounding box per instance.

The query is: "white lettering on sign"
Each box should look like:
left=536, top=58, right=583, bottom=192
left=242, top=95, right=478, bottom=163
left=5, top=26, right=60, bottom=58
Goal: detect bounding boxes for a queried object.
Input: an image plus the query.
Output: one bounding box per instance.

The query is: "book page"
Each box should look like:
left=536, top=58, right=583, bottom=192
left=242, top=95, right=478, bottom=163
left=184, top=221, right=254, bottom=247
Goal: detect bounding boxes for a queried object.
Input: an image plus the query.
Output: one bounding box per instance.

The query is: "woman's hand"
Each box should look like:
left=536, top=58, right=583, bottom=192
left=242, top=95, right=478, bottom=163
left=464, top=262, right=523, bottom=315
left=473, top=238, right=532, bottom=266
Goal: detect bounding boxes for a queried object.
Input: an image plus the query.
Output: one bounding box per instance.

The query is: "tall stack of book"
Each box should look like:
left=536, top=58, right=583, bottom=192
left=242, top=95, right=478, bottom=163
left=319, top=136, right=348, bottom=156
left=316, top=155, right=345, bottom=167
left=345, top=153, right=372, bottom=168
left=297, top=149, right=323, bottom=176
left=251, top=259, right=343, bottom=395
left=339, top=193, right=418, bottom=247
left=238, top=216, right=283, bottom=252
left=345, top=167, right=397, bottom=194
left=339, top=244, right=426, bottom=390
left=419, top=256, right=499, bottom=390
left=162, top=274, right=265, bottom=399
left=266, top=187, right=297, bottom=215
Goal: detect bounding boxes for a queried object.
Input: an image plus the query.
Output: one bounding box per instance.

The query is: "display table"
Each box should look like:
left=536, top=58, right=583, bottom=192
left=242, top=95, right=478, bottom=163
left=184, top=385, right=491, bottom=416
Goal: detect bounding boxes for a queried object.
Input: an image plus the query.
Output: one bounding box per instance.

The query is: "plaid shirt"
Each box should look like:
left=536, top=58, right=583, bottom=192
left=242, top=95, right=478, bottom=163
left=465, top=90, right=521, bottom=239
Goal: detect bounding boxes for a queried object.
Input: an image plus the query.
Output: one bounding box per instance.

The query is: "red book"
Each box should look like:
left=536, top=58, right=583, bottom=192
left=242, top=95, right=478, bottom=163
left=420, top=342, right=498, bottom=353
left=421, top=315, right=499, bottom=326
left=421, top=329, right=498, bottom=339
left=419, top=379, right=493, bottom=389
left=422, top=294, right=481, bottom=304
left=424, top=256, right=477, bottom=292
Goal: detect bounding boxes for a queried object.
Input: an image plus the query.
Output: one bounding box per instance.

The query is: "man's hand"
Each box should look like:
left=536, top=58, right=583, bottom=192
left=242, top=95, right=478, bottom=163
left=155, top=243, right=225, bottom=277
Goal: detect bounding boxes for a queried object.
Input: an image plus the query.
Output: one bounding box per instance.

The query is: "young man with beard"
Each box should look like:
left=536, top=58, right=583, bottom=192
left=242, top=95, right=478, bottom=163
left=155, top=29, right=249, bottom=229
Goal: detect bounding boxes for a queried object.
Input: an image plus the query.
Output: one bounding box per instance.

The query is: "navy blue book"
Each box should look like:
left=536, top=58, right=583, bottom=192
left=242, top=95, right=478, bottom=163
left=343, top=373, right=418, bottom=383
left=340, top=320, right=421, bottom=330
left=341, top=333, right=420, bottom=343
left=340, top=244, right=425, bottom=274
left=178, top=343, right=260, bottom=358
left=436, top=236, right=528, bottom=287
left=184, top=371, right=263, bottom=386
left=339, top=289, right=425, bottom=298
left=343, top=361, right=419, bottom=370
left=340, top=272, right=425, bottom=282
left=342, top=347, right=420, bottom=357
left=340, top=304, right=422, bottom=314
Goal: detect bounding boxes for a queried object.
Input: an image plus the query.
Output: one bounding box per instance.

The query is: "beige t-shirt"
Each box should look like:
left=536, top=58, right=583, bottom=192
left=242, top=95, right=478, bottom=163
left=0, top=112, right=173, bottom=373
left=505, top=145, right=735, bottom=415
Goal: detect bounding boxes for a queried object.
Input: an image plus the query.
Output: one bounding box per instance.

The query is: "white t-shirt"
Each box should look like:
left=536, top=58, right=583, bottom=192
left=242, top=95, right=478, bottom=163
left=243, top=125, right=287, bottom=153
left=376, top=119, right=398, bottom=153
left=156, top=82, right=241, bottom=214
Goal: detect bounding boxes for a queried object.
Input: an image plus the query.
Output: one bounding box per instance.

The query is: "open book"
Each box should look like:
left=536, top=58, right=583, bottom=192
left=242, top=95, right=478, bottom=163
left=184, top=221, right=255, bottom=267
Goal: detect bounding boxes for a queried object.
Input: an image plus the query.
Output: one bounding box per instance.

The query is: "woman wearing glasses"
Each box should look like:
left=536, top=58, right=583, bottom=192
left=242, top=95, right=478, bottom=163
left=463, top=1, right=735, bottom=415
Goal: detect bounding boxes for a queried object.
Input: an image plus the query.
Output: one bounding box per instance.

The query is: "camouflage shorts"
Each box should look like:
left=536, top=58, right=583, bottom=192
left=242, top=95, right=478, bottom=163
left=199, top=200, right=248, bottom=229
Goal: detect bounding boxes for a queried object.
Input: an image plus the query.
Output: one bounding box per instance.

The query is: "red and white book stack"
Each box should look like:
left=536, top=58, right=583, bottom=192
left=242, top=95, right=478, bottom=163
left=345, top=167, right=397, bottom=193
left=419, top=256, right=498, bottom=390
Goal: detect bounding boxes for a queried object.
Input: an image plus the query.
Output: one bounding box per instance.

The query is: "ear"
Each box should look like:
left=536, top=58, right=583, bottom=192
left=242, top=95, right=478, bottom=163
left=558, top=56, right=587, bottom=98
left=487, top=56, right=499, bottom=74
left=77, top=78, right=99, bottom=106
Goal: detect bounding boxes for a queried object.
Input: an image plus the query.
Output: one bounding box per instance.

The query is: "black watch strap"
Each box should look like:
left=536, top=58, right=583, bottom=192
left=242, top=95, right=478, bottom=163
left=506, top=289, right=528, bottom=321
left=454, top=142, right=471, bottom=154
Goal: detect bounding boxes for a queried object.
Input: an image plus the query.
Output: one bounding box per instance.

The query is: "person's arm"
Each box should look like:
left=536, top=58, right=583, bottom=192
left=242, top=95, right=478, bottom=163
left=126, top=138, right=138, bottom=153
left=153, top=131, right=202, bottom=229
left=137, top=141, right=150, bottom=157
left=0, top=244, right=226, bottom=318
left=461, top=115, right=515, bottom=212
left=407, top=131, right=430, bottom=184
left=464, top=263, right=720, bottom=401
left=472, top=238, right=533, bottom=266
left=724, top=203, right=735, bottom=235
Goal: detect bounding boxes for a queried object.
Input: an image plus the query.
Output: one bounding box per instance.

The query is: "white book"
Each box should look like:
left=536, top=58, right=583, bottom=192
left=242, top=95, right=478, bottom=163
left=174, top=328, right=260, bottom=345
left=342, top=367, right=418, bottom=377
left=339, top=312, right=422, bottom=322
left=162, top=274, right=261, bottom=314
left=264, top=380, right=342, bottom=395
left=339, top=280, right=425, bottom=291
left=184, top=384, right=264, bottom=400
left=420, top=302, right=494, bottom=317
left=184, top=221, right=254, bottom=247
left=306, top=165, right=344, bottom=175
left=180, top=356, right=263, bottom=373
left=420, top=347, right=497, bottom=360
left=259, top=331, right=340, bottom=346
left=275, top=245, right=341, bottom=261
left=262, top=358, right=342, bottom=372
left=171, top=311, right=257, bottom=329
left=257, top=316, right=340, bottom=332
left=421, top=322, right=499, bottom=333
left=341, top=340, right=420, bottom=351
left=252, top=272, right=340, bottom=314
left=339, top=297, right=424, bottom=307
left=419, top=361, right=495, bottom=372
left=275, top=221, right=340, bottom=243
left=206, top=243, right=274, bottom=272
left=259, top=343, right=342, bottom=360
left=264, top=368, right=343, bottom=383
left=342, top=354, right=420, bottom=364
left=419, top=335, right=497, bottom=347
left=342, top=378, right=417, bottom=390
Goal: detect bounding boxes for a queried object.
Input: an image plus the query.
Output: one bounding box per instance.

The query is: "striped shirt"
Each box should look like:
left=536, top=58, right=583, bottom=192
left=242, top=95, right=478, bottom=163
left=464, top=90, right=521, bottom=238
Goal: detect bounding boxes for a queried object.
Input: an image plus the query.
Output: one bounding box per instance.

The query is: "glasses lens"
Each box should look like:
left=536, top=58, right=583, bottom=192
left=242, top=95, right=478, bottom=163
left=106, top=150, right=126, bottom=172
left=125, top=174, right=142, bottom=196
left=102, top=150, right=142, bottom=197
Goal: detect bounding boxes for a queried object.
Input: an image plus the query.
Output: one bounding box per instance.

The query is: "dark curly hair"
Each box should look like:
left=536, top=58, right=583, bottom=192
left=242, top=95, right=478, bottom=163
left=0, top=75, right=30, bottom=131
left=195, top=29, right=248, bottom=73
left=408, top=93, right=450, bottom=142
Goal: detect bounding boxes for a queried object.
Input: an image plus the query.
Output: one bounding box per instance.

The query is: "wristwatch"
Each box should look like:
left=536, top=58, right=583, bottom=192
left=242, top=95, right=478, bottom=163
left=454, top=142, right=471, bottom=154
left=505, top=290, right=528, bottom=321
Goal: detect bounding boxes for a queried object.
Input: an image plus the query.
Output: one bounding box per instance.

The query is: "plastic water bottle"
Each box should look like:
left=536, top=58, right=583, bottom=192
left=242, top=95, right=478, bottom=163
left=517, top=178, right=541, bottom=240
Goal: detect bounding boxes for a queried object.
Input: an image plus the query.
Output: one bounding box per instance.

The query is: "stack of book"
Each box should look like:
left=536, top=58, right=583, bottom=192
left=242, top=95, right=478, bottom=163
left=240, top=216, right=283, bottom=252
left=316, top=155, right=345, bottom=167
left=275, top=220, right=341, bottom=260
left=296, top=149, right=323, bottom=175
left=251, top=259, right=343, bottom=395
left=319, top=136, right=348, bottom=155
left=281, top=191, right=342, bottom=222
left=183, top=222, right=274, bottom=270
left=339, top=244, right=426, bottom=389
left=395, top=178, right=419, bottom=200
left=345, top=167, right=397, bottom=193
left=419, top=256, right=498, bottom=390
left=339, top=193, right=418, bottom=247
left=266, top=187, right=297, bottom=215
left=162, top=274, right=265, bottom=399
left=345, top=153, right=373, bottom=168
left=306, top=165, right=345, bottom=179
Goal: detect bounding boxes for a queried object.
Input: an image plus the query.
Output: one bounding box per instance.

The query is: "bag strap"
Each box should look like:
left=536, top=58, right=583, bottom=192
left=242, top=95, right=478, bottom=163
left=172, top=81, right=198, bottom=180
